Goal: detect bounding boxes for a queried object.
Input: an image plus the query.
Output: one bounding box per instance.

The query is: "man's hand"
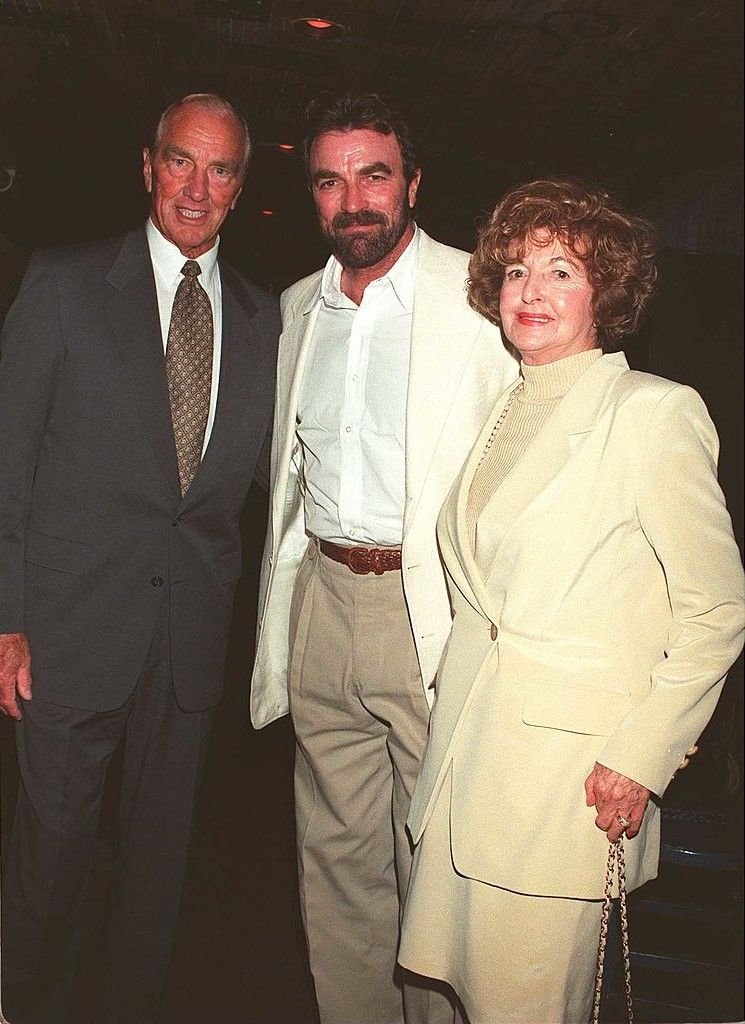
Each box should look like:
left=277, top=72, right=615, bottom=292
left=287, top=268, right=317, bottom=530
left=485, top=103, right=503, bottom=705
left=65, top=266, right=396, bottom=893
left=584, top=762, right=651, bottom=842
left=0, top=632, right=33, bottom=720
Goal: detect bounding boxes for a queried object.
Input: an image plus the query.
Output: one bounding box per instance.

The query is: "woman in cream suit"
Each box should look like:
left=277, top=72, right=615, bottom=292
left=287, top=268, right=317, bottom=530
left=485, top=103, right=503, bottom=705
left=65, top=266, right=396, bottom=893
left=398, top=179, right=745, bottom=1023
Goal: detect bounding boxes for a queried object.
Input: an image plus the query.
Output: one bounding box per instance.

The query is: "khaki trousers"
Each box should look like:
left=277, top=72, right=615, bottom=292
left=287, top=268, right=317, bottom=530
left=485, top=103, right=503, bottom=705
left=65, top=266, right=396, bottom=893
left=289, top=541, right=454, bottom=1024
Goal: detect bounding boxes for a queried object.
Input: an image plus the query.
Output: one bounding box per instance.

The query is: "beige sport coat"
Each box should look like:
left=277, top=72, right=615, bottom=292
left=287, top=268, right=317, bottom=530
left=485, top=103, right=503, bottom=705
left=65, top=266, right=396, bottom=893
left=407, top=353, right=745, bottom=899
left=250, top=230, right=518, bottom=728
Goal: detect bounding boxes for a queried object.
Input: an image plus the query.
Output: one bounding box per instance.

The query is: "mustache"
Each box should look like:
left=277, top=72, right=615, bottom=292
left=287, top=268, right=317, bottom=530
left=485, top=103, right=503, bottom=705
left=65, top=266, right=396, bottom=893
left=332, top=210, right=387, bottom=230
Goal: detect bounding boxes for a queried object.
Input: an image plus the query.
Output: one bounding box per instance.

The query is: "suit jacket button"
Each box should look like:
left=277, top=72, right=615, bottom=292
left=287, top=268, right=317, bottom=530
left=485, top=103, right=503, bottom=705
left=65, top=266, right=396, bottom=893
left=151, top=576, right=164, bottom=588
left=490, top=622, right=497, bottom=641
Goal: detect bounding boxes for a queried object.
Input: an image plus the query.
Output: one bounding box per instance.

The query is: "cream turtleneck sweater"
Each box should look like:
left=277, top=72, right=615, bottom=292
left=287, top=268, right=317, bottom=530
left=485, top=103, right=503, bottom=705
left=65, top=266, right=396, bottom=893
left=467, top=348, right=602, bottom=546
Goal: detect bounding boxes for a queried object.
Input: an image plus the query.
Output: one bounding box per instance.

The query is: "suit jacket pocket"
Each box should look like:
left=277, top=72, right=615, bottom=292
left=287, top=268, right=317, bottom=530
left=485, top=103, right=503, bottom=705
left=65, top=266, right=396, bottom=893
left=523, top=682, right=632, bottom=737
left=25, top=529, right=94, bottom=576
left=215, top=549, right=242, bottom=586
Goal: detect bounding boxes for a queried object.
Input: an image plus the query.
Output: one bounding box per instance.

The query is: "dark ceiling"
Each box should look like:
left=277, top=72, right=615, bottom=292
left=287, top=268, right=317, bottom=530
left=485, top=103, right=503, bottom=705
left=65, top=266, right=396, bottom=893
left=0, top=0, right=742, bottom=288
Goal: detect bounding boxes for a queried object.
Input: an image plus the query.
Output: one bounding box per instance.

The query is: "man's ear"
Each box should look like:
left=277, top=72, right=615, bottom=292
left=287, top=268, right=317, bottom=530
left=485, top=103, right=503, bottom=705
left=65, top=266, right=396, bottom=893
left=142, top=148, right=153, bottom=193
left=230, top=185, right=243, bottom=211
left=408, top=168, right=422, bottom=210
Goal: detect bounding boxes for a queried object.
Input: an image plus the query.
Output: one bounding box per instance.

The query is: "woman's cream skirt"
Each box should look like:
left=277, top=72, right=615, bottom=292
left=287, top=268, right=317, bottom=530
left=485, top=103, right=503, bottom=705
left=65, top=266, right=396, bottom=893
left=399, top=772, right=604, bottom=1024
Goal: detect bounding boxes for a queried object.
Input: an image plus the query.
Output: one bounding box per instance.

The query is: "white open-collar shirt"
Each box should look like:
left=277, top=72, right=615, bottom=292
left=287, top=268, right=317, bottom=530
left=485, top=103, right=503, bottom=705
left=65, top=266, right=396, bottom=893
left=296, top=226, right=420, bottom=547
left=146, top=219, right=222, bottom=457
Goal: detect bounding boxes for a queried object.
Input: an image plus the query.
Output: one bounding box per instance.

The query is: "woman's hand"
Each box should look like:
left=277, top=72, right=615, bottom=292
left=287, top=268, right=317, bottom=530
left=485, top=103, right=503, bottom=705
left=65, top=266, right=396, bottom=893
left=584, top=762, right=651, bottom=842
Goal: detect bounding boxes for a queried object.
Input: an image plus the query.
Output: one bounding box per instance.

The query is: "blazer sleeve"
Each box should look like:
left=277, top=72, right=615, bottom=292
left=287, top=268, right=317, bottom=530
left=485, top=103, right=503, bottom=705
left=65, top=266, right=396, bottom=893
left=597, top=384, right=745, bottom=795
left=0, top=251, right=64, bottom=632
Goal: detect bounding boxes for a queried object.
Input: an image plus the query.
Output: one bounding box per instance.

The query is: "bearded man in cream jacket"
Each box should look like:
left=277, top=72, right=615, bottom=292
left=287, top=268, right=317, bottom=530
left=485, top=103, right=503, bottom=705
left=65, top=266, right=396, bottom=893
left=249, top=92, right=517, bottom=1024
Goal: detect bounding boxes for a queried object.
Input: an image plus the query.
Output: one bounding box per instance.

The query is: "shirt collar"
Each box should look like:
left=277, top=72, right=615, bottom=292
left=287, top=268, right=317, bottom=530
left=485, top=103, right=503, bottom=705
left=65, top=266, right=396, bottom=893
left=145, top=218, right=220, bottom=290
left=314, top=223, right=419, bottom=313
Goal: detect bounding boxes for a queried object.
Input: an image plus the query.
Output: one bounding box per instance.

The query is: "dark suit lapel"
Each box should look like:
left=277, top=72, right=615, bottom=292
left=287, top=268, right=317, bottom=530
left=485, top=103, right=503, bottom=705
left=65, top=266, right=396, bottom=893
left=185, top=262, right=260, bottom=501
left=105, top=228, right=181, bottom=498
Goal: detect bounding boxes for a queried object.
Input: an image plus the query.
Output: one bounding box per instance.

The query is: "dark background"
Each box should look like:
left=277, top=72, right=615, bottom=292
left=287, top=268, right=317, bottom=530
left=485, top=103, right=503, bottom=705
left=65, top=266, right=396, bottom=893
left=0, top=1, right=742, bottom=1021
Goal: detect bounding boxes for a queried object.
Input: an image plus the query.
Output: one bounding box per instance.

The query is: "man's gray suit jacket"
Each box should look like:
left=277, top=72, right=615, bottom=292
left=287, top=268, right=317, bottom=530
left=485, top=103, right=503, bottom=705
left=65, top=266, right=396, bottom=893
left=0, top=227, right=279, bottom=712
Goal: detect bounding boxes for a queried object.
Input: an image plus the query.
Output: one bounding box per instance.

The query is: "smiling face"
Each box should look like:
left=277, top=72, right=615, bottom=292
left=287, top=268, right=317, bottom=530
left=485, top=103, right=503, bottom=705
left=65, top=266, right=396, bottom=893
left=309, top=128, right=421, bottom=272
left=143, top=102, right=245, bottom=259
left=498, top=231, right=599, bottom=365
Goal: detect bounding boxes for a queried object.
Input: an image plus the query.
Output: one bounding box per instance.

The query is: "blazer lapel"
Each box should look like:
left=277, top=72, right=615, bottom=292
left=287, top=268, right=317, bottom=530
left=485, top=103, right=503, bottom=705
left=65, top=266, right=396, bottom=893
left=105, top=228, right=181, bottom=498
left=404, top=232, right=483, bottom=522
left=444, top=382, right=524, bottom=620
left=271, top=277, right=323, bottom=523
left=450, top=353, right=630, bottom=623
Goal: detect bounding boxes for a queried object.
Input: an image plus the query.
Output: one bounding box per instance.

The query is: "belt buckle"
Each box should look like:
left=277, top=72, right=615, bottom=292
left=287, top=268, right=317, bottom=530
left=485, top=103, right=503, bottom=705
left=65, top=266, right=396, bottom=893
left=370, top=549, right=387, bottom=575
left=348, top=547, right=372, bottom=574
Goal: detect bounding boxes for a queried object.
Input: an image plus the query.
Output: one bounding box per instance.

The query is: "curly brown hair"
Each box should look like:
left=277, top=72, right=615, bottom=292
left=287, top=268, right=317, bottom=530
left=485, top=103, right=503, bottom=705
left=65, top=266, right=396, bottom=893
left=468, top=179, right=658, bottom=349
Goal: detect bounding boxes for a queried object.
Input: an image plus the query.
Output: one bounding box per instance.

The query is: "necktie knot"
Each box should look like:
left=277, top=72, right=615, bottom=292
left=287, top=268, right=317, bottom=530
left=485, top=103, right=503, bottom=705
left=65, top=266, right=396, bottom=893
left=181, top=260, right=201, bottom=279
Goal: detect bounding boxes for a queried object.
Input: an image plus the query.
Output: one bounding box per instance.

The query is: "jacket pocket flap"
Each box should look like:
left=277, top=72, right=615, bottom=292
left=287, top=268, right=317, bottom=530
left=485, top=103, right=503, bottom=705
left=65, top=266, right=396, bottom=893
left=523, top=683, right=632, bottom=737
left=215, top=549, right=242, bottom=585
left=25, top=529, right=93, bottom=576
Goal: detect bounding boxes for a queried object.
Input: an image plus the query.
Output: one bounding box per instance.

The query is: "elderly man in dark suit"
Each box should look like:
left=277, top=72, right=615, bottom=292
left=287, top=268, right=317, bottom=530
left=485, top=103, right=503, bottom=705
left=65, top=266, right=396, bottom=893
left=0, top=93, right=278, bottom=1024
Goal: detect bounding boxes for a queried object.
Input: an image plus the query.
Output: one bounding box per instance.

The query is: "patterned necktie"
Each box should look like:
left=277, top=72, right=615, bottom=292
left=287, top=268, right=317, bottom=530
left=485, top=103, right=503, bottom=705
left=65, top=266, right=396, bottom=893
left=166, top=260, right=213, bottom=495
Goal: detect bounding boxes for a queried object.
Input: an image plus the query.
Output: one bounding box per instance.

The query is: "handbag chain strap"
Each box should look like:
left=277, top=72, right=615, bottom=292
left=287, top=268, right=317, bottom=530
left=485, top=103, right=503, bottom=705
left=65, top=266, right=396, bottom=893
left=591, top=837, right=634, bottom=1024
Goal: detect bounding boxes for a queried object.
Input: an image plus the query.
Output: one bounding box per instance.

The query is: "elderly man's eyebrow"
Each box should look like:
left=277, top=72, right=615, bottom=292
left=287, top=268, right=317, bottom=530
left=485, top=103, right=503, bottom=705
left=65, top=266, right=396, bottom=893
left=162, top=143, right=191, bottom=158
left=163, top=143, right=240, bottom=172
left=214, top=157, right=242, bottom=172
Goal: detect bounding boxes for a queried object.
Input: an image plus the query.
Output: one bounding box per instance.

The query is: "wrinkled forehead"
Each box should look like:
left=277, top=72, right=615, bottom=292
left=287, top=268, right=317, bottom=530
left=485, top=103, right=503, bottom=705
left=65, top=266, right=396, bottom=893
left=157, top=104, right=247, bottom=168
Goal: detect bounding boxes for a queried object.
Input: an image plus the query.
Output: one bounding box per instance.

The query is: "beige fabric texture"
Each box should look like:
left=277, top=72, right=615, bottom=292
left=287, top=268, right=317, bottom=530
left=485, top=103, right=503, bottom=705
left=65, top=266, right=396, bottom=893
left=400, top=352, right=744, bottom=1020
left=408, top=354, right=744, bottom=895
left=289, top=542, right=453, bottom=1024
left=400, top=771, right=602, bottom=1024
left=467, top=348, right=601, bottom=539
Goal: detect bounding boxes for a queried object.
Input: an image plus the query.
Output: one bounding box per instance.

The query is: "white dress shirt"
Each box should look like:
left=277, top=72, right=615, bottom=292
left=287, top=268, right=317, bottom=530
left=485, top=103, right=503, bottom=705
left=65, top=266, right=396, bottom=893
left=296, top=228, right=419, bottom=546
left=146, top=219, right=223, bottom=456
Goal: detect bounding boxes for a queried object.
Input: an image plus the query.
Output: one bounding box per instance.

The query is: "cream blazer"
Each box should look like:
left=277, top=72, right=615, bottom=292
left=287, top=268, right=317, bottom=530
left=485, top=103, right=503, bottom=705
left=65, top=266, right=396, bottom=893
left=250, top=230, right=518, bottom=728
left=407, top=353, right=744, bottom=899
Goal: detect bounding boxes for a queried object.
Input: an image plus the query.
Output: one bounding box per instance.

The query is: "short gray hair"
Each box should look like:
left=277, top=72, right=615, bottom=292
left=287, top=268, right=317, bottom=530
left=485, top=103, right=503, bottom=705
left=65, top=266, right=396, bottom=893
left=151, top=93, right=252, bottom=177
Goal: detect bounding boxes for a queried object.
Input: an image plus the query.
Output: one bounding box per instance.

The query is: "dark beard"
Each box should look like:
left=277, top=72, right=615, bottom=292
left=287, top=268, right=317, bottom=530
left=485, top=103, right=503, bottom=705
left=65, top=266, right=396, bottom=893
left=323, top=206, right=411, bottom=269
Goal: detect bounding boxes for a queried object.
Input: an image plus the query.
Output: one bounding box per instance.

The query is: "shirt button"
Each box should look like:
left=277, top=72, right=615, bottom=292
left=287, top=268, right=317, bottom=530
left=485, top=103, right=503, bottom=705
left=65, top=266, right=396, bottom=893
left=490, top=622, right=497, bottom=641
left=345, top=425, right=352, bottom=433
left=151, top=576, right=164, bottom=588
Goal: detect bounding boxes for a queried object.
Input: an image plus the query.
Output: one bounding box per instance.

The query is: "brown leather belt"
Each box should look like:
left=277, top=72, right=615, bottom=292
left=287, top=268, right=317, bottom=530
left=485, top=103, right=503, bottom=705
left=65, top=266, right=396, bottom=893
left=317, top=539, right=402, bottom=575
